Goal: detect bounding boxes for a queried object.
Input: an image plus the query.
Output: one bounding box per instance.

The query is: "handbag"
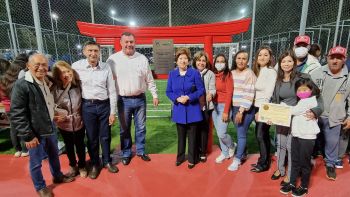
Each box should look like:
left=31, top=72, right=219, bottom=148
left=54, top=83, right=71, bottom=117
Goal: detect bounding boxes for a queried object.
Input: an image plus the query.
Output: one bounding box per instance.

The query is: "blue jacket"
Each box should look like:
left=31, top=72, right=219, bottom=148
left=166, top=67, right=205, bottom=124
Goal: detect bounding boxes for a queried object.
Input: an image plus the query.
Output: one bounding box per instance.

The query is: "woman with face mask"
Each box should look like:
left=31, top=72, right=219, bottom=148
left=166, top=48, right=205, bottom=169
left=251, top=46, right=277, bottom=173
left=211, top=54, right=236, bottom=164
left=228, top=50, right=257, bottom=171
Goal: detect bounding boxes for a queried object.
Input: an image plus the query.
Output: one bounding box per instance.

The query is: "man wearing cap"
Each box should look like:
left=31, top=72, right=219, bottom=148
left=310, top=46, right=350, bottom=181
left=293, top=35, right=321, bottom=74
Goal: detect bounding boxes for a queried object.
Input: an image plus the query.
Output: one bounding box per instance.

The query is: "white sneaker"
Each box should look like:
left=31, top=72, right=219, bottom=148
left=215, top=153, right=229, bottom=163
left=21, top=152, right=29, bottom=157
left=14, top=151, right=21, bottom=158
left=228, top=143, right=237, bottom=158
left=228, top=158, right=241, bottom=171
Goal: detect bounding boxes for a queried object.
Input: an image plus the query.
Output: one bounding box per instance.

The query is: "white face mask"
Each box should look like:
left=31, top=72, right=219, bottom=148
left=215, top=63, right=226, bottom=71
left=294, top=47, right=309, bottom=58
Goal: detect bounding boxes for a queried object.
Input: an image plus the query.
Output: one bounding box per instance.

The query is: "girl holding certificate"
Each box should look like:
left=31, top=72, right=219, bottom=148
left=280, top=78, right=321, bottom=197
left=251, top=46, right=277, bottom=173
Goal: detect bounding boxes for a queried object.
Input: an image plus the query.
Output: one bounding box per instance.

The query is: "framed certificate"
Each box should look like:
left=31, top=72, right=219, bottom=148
left=258, top=103, right=292, bottom=127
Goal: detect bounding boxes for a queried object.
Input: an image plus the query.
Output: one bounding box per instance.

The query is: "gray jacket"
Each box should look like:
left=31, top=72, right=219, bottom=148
left=52, top=84, right=84, bottom=131
left=200, top=69, right=216, bottom=110
left=311, top=66, right=350, bottom=127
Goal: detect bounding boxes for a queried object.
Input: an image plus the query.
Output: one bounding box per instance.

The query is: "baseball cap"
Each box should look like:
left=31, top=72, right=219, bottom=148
left=328, top=46, right=347, bottom=57
left=294, top=35, right=311, bottom=45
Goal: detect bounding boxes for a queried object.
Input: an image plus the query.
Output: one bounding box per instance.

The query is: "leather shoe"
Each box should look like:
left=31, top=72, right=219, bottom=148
left=271, top=170, right=282, bottom=180
left=105, top=163, right=119, bottom=173
left=53, top=174, right=74, bottom=184
left=37, top=187, right=53, bottom=197
left=137, top=154, right=151, bottom=161
left=121, top=157, right=131, bottom=165
left=176, top=160, right=184, bottom=166
left=188, top=163, right=195, bottom=169
left=89, top=166, right=100, bottom=179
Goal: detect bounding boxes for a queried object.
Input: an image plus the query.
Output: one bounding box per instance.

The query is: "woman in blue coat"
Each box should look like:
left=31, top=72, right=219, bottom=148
left=166, top=47, right=205, bottom=169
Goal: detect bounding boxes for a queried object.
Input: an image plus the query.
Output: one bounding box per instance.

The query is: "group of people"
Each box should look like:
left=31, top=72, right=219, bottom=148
left=4, top=32, right=158, bottom=197
left=0, top=32, right=349, bottom=197
left=166, top=35, right=349, bottom=197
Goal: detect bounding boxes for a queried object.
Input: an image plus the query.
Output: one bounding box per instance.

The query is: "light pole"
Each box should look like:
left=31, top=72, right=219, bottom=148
left=110, top=10, right=116, bottom=25
left=51, top=13, right=58, bottom=32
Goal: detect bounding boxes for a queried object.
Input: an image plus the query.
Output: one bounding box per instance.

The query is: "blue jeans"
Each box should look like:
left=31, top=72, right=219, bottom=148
left=319, top=117, right=341, bottom=167
left=82, top=100, right=111, bottom=166
left=29, top=133, right=63, bottom=191
left=212, top=103, right=233, bottom=157
left=231, top=106, right=255, bottom=160
left=117, top=94, right=147, bottom=157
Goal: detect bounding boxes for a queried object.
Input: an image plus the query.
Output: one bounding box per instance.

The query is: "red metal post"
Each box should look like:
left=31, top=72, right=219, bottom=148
left=114, top=38, right=121, bottom=52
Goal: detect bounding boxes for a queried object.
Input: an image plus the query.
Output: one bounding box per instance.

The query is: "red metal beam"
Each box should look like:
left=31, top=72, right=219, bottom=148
left=77, top=18, right=251, bottom=45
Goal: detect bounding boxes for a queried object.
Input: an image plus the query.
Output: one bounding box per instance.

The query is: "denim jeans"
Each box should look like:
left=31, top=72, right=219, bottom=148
left=231, top=106, right=255, bottom=160
left=82, top=100, right=111, bottom=166
left=117, top=94, right=147, bottom=157
left=212, top=103, right=233, bottom=157
left=319, top=117, right=341, bottom=167
left=29, top=133, right=63, bottom=191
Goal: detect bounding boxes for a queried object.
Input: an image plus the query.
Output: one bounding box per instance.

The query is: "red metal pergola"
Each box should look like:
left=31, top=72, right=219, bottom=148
left=76, top=18, right=251, bottom=64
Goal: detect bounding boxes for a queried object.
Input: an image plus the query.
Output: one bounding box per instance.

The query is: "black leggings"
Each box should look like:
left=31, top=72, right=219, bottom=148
left=59, top=127, right=86, bottom=168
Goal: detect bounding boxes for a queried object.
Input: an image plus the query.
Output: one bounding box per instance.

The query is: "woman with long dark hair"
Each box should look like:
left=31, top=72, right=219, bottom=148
left=251, top=46, right=277, bottom=172
left=228, top=50, right=256, bottom=171
left=0, top=60, right=28, bottom=157
left=212, top=54, right=235, bottom=164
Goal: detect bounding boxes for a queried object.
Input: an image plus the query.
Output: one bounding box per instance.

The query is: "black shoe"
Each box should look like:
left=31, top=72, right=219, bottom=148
left=271, top=170, right=282, bottom=180
left=250, top=163, right=257, bottom=167
left=121, top=157, right=131, bottom=165
left=326, top=166, right=336, bottom=180
left=89, top=166, right=100, bottom=179
left=280, top=184, right=295, bottom=195
left=250, top=165, right=268, bottom=173
left=105, top=163, right=119, bottom=173
left=199, top=156, right=207, bottom=163
left=188, top=163, right=195, bottom=169
left=175, top=160, right=184, bottom=166
left=53, top=174, right=75, bottom=184
left=37, top=187, right=53, bottom=197
left=137, top=154, right=151, bottom=162
left=292, top=186, right=308, bottom=197
left=280, top=180, right=290, bottom=187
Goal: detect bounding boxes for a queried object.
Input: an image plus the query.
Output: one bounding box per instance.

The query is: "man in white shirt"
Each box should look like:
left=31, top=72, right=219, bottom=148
left=72, top=41, right=118, bottom=179
left=107, top=32, right=159, bottom=165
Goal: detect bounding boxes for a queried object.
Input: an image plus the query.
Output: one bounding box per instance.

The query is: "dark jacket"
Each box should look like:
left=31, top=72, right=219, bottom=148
left=272, top=72, right=323, bottom=117
left=271, top=72, right=323, bottom=136
left=10, top=72, right=54, bottom=142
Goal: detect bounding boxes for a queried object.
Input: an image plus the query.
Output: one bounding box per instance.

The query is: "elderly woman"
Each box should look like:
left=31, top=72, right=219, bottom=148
left=51, top=61, right=87, bottom=178
left=166, top=47, right=205, bottom=169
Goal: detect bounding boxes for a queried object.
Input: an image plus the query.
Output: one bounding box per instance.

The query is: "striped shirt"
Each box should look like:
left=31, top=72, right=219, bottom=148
left=231, top=68, right=257, bottom=109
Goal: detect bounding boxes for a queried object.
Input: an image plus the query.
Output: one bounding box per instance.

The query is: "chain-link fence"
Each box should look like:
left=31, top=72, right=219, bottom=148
left=0, top=0, right=349, bottom=64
